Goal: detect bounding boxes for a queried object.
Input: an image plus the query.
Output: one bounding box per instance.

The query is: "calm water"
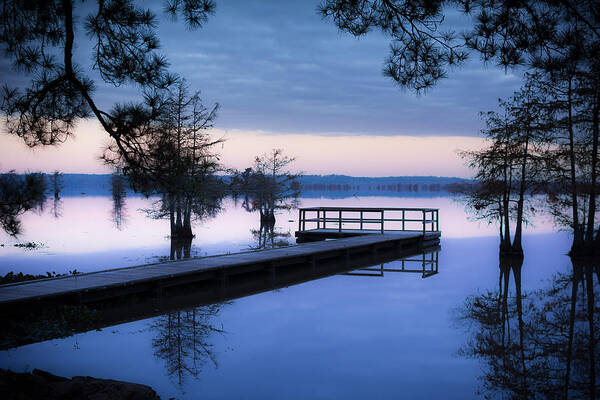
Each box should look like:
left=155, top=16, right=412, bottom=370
left=1, top=194, right=595, bottom=399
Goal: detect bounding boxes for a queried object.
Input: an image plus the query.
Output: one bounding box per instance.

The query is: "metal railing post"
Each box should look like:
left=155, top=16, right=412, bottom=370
left=380, top=210, right=384, bottom=234
left=298, top=209, right=302, bottom=232
left=402, top=210, right=405, bottom=231
left=317, top=210, right=320, bottom=229
left=302, top=210, right=306, bottom=231
left=360, top=211, right=363, bottom=230
left=430, top=211, right=433, bottom=231
left=338, top=210, right=342, bottom=233
left=422, top=210, right=425, bottom=234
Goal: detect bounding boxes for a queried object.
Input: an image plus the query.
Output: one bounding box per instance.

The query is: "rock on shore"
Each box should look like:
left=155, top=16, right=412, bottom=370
left=0, top=368, right=161, bottom=400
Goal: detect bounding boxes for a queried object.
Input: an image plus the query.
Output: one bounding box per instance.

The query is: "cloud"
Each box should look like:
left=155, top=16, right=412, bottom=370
left=1, top=1, right=524, bottom=138
left=155, top=0, right=523, bottom=136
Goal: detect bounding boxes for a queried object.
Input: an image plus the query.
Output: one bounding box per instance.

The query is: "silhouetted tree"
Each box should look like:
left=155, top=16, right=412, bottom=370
left=105, top=79, right=224, bottom=240
left=0, top=171, right=47, bottom=236
left=460, top=75, right=550, bottom=255
left=232, top=149, right=301, bottom=224
left=318, top=0, right=468, bottom=92
left=539, top=67, right=600, bottom=255
left=321, top=0, right=600, bottom=254
left=0, top=0, right=216, bottom=180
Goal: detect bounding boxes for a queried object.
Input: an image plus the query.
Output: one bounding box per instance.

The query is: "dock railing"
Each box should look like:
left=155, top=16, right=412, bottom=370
left=344, top=249, right=439, bottom=278
left=297, top=207, right=439, bottom=234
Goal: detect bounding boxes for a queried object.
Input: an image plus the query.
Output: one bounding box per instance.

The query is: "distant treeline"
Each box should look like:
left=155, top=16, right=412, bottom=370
left=15, top=173, right=471, bottom=198
left=297, top=175, right=470, bottom=197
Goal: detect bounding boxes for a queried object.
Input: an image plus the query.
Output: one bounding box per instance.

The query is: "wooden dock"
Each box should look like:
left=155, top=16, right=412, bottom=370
left=295, top=207, right=439, bottom=242
left=0, top=246, right=440, bottom=349
left=0, top=206, right=440, bottom=314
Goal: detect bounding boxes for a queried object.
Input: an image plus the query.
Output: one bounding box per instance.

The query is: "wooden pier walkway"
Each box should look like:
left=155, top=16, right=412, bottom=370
left=0, top=207, right=440, bottom=313
left=0, top=245, right=440, bottom=349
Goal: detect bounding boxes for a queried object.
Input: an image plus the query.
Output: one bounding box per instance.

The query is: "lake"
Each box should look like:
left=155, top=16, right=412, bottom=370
left=1, top=193, right=596, bottom=399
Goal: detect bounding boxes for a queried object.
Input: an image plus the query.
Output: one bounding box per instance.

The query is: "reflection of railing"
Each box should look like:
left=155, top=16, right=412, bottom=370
left=344, top=250, right=439, bottom=279
left=298, top=207, right=439, bottom=234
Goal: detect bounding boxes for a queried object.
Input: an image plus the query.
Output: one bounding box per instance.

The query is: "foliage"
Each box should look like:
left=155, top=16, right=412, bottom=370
left=104, top=79, right=224, bottom=239
left=319, top=0, right=467, bottom=92
left=319, top=0, right=600, bottom=92
left=459, top=74, right=551, bottom=254
left=232, top=149, right=301, bottom=222
left=537, top=65, right=600, bottom=253
left=321, top=0, right=599, bottom=253
left=0, top=0, right=216, bottom=178
left=0, top=171, right=47, bottom=236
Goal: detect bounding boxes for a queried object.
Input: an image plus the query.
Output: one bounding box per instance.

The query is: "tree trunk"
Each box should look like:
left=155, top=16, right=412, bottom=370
left=584, top=262, right=596, bottom=399
left=564, top=260, right=581, bottom=399
left=502, top=139, right=512, bottom=254
left=584, top=90, right=599, bottom=254
left=568, top=79, right=583, bottom=254
left=181, top=199, right=193, bottom=239
left=511, top=258, right=528, bottom=397
left=513, top=134, right=530, bottom=255
left=174, top=194, right=184, bottom=238
left=169, top=195, right=176, bottom=239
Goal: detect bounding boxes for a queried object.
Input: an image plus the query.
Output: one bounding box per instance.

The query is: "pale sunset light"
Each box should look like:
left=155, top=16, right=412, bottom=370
left=0, top=121, right=484, bottom=178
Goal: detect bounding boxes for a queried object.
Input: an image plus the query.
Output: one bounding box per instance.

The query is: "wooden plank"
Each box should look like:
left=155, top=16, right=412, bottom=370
left=0, top=228, right=440, bottom=307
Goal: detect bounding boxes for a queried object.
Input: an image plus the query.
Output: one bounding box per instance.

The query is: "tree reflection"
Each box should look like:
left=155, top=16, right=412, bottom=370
left=170, top=237, right=192, bottom=260
left=231, top=149, right=300, bottom=226
left=0, top=171, right=47, bottom=236
left=456, top=256, right=599, bottom=399
left=249, top=219, right=292, bottom=250
left=110, top=171, right=127, bottom=230
left=151, top=304, right=225, bottom=389
left=50, top=171, right=63, bottom=219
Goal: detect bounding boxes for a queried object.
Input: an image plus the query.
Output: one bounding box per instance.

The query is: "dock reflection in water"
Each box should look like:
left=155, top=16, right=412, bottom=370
left=344, top=250, right=438, bottom=278
left=0, top=247, right=441, bottom=352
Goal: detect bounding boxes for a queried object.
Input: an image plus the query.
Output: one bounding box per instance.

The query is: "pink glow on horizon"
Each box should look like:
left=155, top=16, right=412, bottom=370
left=0, top=120, right=485, bottom=177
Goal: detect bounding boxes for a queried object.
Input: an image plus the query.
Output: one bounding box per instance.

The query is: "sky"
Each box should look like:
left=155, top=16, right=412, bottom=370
left=0, top=0, right=523, bottom=178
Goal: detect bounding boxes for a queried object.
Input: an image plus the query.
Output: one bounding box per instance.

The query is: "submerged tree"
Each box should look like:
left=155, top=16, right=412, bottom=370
left=104, top=79, right=225, bottom=240
left=0, top=171, right=47, bottom=236
left=460, top=75, right=550, bottom=255
left=232, top=149, right=301, bottom=224
left=540, top=67, right=600, bottom=255
left=321, top=0, right=599, bottom=255
left=0, top=0, right=216, bottom=179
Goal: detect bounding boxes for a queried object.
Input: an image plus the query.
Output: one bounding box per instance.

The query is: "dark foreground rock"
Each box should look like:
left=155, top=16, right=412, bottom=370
left=0, top=368, right=161, bottom=400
